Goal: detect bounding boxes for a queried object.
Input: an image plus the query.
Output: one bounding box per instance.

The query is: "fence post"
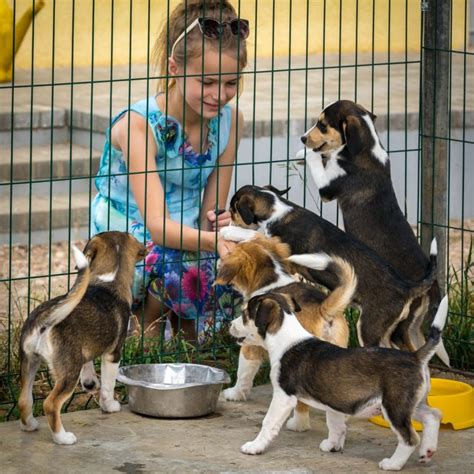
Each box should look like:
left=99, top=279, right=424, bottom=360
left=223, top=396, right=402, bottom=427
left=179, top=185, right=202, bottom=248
left=420, top=0, right=451, bottom=293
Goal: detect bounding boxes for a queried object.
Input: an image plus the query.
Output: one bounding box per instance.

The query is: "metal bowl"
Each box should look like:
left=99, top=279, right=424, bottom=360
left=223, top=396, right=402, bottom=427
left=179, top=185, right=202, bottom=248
left=117, top=363, right=231, bottom=418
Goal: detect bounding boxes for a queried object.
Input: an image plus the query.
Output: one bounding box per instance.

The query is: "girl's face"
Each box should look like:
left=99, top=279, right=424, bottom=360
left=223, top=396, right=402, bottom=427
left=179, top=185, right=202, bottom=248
left=171, top=49, right=240, bottom=119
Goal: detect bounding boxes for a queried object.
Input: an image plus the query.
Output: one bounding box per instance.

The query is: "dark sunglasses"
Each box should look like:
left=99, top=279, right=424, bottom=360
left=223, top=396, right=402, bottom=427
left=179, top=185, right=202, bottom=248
left=197, top=17, right=250, bottom=40
left=171, top=17, right=249, bottom=58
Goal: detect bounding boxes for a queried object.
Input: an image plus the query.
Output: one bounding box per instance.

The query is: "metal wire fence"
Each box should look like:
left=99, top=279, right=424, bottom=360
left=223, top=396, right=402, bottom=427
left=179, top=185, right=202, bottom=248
left=0, top=0, right=472, bottom=421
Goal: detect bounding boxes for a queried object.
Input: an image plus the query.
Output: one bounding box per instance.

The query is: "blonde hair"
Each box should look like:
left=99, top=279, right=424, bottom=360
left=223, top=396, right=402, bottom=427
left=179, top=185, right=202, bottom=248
left=154, top=0, right=248, bottom=93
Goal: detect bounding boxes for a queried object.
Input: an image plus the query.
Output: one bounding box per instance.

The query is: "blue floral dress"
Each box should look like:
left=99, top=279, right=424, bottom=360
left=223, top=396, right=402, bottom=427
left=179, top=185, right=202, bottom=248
left=91, top=96, right=239, bottom=334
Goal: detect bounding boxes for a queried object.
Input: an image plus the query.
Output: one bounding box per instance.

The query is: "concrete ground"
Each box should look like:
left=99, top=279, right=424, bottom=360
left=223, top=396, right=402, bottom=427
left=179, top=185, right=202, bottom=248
left=0, top=384, right=472, bottom=474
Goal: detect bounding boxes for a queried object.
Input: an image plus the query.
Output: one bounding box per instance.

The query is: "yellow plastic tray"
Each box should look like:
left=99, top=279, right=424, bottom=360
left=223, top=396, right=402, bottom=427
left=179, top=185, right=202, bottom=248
left=369, top=378, right=474, bottom=431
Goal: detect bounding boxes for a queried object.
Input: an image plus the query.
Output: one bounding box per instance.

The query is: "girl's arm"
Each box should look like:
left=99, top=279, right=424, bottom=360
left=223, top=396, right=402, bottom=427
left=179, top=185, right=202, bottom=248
left=111, top=112, right=217, bottom=252
left=201, top=106, right=244, bottom=231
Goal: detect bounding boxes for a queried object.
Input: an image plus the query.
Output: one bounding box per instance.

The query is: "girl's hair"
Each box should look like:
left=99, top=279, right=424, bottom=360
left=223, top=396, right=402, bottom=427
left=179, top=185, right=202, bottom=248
left=154, top=0, right=248, bottom=93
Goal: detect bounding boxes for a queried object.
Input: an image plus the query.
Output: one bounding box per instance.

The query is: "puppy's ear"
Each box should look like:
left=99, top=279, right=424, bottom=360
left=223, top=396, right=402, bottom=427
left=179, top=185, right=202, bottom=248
left=83, top=238, right=101, bottom=263
left=215, top=259, right=241, bottom=285
left=129, top=234, right=148, bottom=261
left=263, top=185, right=291, bottom=196
left=137, top=244, right=148, bottom=261
left=356, top=103, right=377, bottom=123
left=254, top=298, right=282, bottom=336
left=236, top=195, right=255, bottom=226
left=291, top=297, right=301, bottom=313
left=342, top=115, right=365, bottom=156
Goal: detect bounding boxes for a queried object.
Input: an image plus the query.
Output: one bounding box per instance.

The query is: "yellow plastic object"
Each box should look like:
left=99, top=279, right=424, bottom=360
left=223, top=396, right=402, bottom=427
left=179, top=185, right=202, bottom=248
left=0, top=0, right=45, bottom=83
left=369, top=378, right=474, bottom=431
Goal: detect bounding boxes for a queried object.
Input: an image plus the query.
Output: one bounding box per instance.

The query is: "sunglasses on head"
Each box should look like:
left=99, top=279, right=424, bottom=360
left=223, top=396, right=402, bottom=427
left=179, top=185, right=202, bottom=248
left=171, top=17, right=250, bottom=58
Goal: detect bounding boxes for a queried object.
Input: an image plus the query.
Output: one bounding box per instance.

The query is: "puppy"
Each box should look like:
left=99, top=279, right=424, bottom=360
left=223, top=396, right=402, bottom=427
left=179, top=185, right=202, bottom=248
left=231, top=290, right=448, bottom=471
left=215, top=234, right=354, bottom=431
left=297, top=99, right=446, bottom=362
left=220, top=184, right=437, bottom=349
left=18, top=231, right=147, bottom=445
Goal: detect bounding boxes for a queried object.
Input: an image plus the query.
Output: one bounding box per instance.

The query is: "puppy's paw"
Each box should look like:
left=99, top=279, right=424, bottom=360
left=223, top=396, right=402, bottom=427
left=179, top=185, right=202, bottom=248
left=419, top=448, right=435, bottom=464
left=241, top=440, right=265, bottom=455
left=319, top=438, right=343, bottom=453
left=378, top=458, right=403, bottom=471
left=100, top=398, right=121, bottom=413
left=220, top=226, right=256, bottom=242
left=222, top=386, right=248, bottom=402
left=20, top=415, right=39, bottom=432
left=52, top=431, right=77, bottom=445
left=286, top=413, right=311, bottom=432
left=219, top=226, right=241, bottom=241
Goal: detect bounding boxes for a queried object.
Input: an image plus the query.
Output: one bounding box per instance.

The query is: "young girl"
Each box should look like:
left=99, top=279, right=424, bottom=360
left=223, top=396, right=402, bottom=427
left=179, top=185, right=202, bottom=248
left=91, top=0, right=249, bottom=340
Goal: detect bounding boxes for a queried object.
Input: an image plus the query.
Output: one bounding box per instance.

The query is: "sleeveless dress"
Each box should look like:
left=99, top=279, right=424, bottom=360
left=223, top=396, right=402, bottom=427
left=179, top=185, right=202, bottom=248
left=91, top=96, right=239, bottom=334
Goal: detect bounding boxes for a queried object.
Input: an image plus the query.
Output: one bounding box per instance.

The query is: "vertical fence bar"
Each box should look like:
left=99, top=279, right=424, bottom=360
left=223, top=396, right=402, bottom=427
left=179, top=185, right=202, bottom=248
left=420, top=0, right=451, bottom=291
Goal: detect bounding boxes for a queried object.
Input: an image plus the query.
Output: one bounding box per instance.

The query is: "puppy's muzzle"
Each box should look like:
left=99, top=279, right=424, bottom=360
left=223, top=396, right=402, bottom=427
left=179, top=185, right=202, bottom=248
left=229, top=321, right=246, bottom=345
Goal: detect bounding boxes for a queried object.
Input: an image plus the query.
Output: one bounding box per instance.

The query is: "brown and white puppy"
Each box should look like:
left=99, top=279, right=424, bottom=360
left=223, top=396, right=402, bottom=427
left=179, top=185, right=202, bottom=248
left=215, top=234, right=354, bottom=431
left=220, top=185, right=437, bottom=349
left=297, top=99, right=447, bottom=363
left=231, top=290, right=448, bottom=471
left=18, top=231, right=147, bottom=445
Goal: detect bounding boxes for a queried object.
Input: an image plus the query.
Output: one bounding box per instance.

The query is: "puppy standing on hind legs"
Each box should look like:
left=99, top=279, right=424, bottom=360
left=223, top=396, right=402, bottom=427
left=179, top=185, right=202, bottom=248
left=297, top=100, right=449, bottom=363
left=18, top=231, right=147, bottom=444
left=231, top=287, right=448, bottom=471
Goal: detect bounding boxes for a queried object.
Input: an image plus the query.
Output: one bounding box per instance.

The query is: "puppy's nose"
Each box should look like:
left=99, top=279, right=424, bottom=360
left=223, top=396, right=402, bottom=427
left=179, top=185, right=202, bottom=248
left=301, top=135, right=307, bottom=144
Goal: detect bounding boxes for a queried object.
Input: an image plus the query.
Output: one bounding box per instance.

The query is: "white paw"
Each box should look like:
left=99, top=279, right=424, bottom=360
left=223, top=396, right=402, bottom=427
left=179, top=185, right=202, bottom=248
left=419, top=447, right=435, bottom=464
left=286, top=413, right=311, bottom=432
left=222, top=386, right=248, bottom=402
left=378, top=458, right=403, bottom=471
left=219, top=226, right=240, bottom=241
left=306, top=151, right=322, bottom=163
left=52, top=431, right=77, bottom=445
left=319, top=438, right=343, bottom=453
left=220, top=226, right=256, bottom=242
left=20, top=416, right=39, bottom=432
left=241, top=440, right=265, bottom=455
left=100, top=398, right=121, bottom=413
left=295, top=148, right=306, bottom=160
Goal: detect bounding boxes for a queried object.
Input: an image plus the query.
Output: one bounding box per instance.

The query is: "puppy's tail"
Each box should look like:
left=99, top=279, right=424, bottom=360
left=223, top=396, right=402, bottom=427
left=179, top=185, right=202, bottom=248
left=409, top=238, right=438, bottom=300
left=415, top=295, right=449, bottom=364
left=44, top=245, right=90, bottom=327
left=319, top=257, right=357, bottom=320
left=287, top=253, right=357, bottom=320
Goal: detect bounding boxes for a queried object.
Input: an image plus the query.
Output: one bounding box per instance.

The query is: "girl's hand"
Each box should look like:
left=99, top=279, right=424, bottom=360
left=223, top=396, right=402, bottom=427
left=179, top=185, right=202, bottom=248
left=207, top=209, right=232, bottom=231
left=217, top=236, right=237, bottom=257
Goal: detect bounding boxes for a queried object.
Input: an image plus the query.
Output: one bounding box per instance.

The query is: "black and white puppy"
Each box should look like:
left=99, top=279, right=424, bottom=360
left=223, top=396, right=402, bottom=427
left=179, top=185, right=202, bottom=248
left=221, top=185, right=437, bottom=349
left=297, top=100, right=446, bottom=362
left=18, top=231, right=147, bottom=444
left=231, top=290, right=448, bottom=471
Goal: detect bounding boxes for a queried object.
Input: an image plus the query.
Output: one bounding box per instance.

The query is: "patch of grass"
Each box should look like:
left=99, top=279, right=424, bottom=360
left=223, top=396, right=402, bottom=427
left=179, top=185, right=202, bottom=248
left=444, top=239, right=474, bottom=371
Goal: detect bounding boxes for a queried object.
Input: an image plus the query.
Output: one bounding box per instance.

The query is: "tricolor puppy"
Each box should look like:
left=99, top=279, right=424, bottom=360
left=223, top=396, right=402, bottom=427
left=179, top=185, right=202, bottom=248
left=215, top=234, right=354, bottom=431
left=221, top=185, right=437, bottom=349
left=297, top=100, right=446, bottom=363
left=232, top=291, right=448, bottom=471
left=18, top=231, right=147, bottom=445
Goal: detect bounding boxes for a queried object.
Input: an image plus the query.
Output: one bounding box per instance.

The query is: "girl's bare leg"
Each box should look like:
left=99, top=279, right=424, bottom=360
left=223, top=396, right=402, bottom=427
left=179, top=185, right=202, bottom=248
left=132, top=293, right=167, bottom=338
left=169, top=313, right=197, bottom=342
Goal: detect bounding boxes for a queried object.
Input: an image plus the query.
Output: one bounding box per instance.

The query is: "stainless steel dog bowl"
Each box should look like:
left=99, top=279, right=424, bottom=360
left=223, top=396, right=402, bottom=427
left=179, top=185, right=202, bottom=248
left=117, top=363, right=231, bottom=418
